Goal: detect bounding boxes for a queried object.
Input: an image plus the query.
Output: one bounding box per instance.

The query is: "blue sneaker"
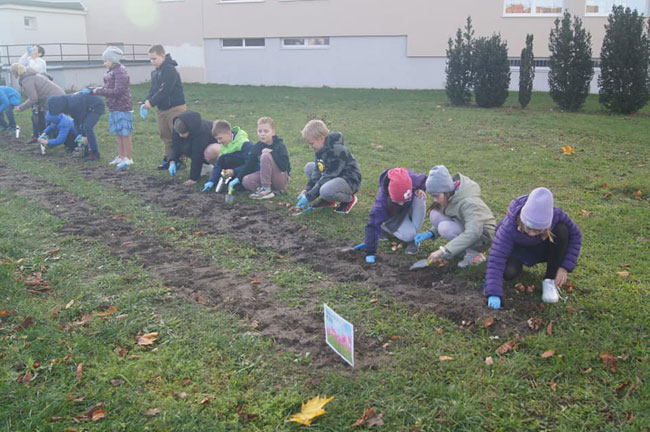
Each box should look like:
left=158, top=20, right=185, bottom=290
left=157, top=158, right=169, bottom=170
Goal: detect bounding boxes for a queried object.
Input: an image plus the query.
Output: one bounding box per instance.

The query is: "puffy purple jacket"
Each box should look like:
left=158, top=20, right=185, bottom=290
left=484, top=195, right=582, bottom=297
left=93, top=63, right=132, bottom=112
left=364, top=168, right=427, bottom=255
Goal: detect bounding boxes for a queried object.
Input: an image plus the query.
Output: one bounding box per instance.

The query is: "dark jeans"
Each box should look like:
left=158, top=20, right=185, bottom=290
left=0, top=108, right=16, bottom=129
left=31, top=105, right=45, bottom=138
left=81, top=112, right=102, bottom=156
left=504, top=222, right=569, bottom=280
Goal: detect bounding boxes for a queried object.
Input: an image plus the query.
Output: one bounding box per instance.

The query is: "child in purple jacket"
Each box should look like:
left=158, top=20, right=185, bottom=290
left=92, top=46, right=134, bottom=167
left=364, top=168, right=427, bottom=263
left=484, top=187, right=582, bottom=310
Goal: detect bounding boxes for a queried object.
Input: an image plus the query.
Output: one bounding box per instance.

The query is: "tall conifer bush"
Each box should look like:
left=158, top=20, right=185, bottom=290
left=473, top=34, right=511, bottom=108
left=519, top=34, right=535, bottom=108
left=548, top=12, right=594, bottom=111
left=598, top=5, right=650, bottom=114
left=445, top=17, right=474, bottom=106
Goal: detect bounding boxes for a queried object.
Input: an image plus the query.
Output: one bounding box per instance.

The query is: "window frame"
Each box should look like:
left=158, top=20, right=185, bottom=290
left=221, top=38, right=266, bottom=49
left=503, top=0, right=565, bottom=17
left=584, top=0, right=648, bottom=16
left=24, top=16, right=37, bottom=30
left=281, top=37, right=330, bottom=50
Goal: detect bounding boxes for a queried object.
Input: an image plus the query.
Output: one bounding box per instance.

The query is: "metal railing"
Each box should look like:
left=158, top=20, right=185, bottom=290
left=0, top=43, right=151, bottom=65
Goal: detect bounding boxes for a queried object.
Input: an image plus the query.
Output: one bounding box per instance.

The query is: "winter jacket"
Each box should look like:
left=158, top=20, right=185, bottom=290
left=484, top=195, right=582, bottom=298
left=17, top=70, right=64, bottom=111
left=437, top=174, right=496, bottom=257
left=93, top=63, right=132, bottom=111
left=20, top=52, right=47, bottom=74
left=43, top=112, right=76, bottom=146
left=145, top=54, right=185, bottom=111
left=169, top=110, right=215, bottom=181
left=304, top=132, right=362, bottom=202
left=208, top=127, right=254, bottom=183
left=364, top=169, right=427, bottom=255
left=0, top=86, right=21, bottom=113
left=237, top=135, right=291, bottom=181
left=46, top=94, right=105, bottom=135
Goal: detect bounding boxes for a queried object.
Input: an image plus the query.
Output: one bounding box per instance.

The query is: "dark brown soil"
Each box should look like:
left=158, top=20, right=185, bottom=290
left=0, top=137, right=543, bottom=367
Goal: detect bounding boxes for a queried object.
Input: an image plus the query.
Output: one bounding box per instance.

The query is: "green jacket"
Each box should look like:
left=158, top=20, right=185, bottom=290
left=220, top=126, right=249, bottom=156
left=437, top=174, right=496, bottom=257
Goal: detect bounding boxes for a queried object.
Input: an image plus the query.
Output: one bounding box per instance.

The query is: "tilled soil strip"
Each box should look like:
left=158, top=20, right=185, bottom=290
left=0, top=138, right=541, bottom=334
left=0, top=162, right=390, bottom=368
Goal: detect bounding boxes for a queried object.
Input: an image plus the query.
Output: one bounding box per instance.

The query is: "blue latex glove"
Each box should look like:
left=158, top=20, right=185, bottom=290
left=228, top=178, right=240, bottom=193
left=168, top=161, right=176, bottom=176
left=139, top=105, right=148, bottom=120
left=296, top=194, right=308, bottom=209
left=27, top=45, right=32, bottom=54
left=487, top=296, right=501, bottom=310
left=77, top=88, right=91, bottom=95
left=202, top=181, right=214, bottom=192
left=414, top=231, right=434, bottom=246
left=75, top=135, right=84, bottom=147
left=365, top=255, right=376, bottom=264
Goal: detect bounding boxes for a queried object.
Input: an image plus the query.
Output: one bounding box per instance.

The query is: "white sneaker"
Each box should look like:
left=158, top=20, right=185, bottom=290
left=123, top=158, right=134, bottom=165
left=458, top=249, right=486, bottom=268
left=109, top=156, right=123, bottom=165
left=542, top=279, right=559, bottom=303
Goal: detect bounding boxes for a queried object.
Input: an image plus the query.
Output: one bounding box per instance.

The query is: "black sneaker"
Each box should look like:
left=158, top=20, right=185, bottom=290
left=334, top=195, right=358, bottom=214
left=405, top=241, right=419, bottom=255
left=157, top=157, right=169, bottom=170
left=378, top=232, right=389, bottom=242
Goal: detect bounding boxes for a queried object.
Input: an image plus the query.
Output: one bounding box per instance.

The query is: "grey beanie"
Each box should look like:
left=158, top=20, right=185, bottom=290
left=426, top=165, right=454, bottom=194
left=102, top=46, right=123, bottom=63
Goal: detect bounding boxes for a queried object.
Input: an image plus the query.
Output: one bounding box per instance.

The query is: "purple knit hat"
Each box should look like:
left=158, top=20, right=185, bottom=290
left=520, top=187, right=554, bottom=230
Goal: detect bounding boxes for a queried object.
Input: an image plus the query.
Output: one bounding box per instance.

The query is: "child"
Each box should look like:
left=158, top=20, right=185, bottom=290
left=167, top=110, right=215, bottom=185
left=203, top=120, right=253, bottom=192
left=38, top=112, right=77, bottom=153
left=0, top=86, right=21, bottom=134
left=92, top=46, right=134, bottom=167
left=141, top=45, right=186, bottom=170
left=484, top=187, right=582, bottom=310
left=229, top=116, right=291, bottom=200
left=421, top=165, right=497, bottom=268
left=10, top=63, right=64, bottom=143
left=296, top=119, right=362, bottom=214
left=46, top=93, right=106, bottom=161
left=364, top=168, right=428, bottom=263
left=19, top=45, right=47, bottom=75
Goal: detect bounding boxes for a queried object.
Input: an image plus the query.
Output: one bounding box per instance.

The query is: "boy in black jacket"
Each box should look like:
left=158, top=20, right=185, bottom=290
left=168, top=110, right=215, bottom=186
left=142, top=45, right=187, bottom=170
left=237, top=117, right=291, bottom=200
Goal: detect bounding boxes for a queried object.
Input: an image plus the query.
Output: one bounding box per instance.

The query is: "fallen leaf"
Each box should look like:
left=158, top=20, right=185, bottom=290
left=527, top=317, right=543, bottom=331
left=298, top=225, right=308, bottom=232
left=95, top=306, right=118, bottom=317
left=182, top=379, right=192, bottom=387
left=582, top=368, right=593, bottom=374
left=84, top=403, right=105, bottom=421
left=196, top=295, right=208, bottom=305
left=600, top=352, right=617, bottom=372
left=14, top=316, right=34, bottom=332
left=616, top=381, right=630, bottom=393
left=550, top=379, right=557, bottom=391
left=288, top=395, right=334, bottom=426
left=123, top=275, right=138, bottom=281
left=366, top=412, right=384, bottom=427
left=176, top=391, right=188, bottom=399
left=527, top=284, right=535, bottom=293
left=481, top=317, right=495, bottom=328
left=136, top=332, right=158, bottom=346
left=627, top=411, right=634, bottom=423
left=579, top=209, right=592, bottom=217
left=485, top=356, right=494, bottom=366
left=110, top=379, right=123, bottom=387
left=561, top=145, right=575, bottom=155
left=21, top=371, right=33, bottom=384
left=48, top=417, right=64, bottom=422
left=515, top=282, right=526, bottom=292
left=495, top=335, right=520, bottom=355
left=65, top=300, right=74, bottom=309
left=369, top=298, right=378, bottom=303
left=352, top=406, right=377, bottom=427
left=566, top=283, right=574, bottom=292
left=46, top=247, right=62, bottom=255
left=617, top=271, right=630, bottom=277
left=192, top=231, right=205, bottom=237
left=602, top=192, right=612, bottom=199
left=436, top=328, right=443, bottom=336
left=0, top=309, right=15, bottom=317
left=546, top=321, right=554, bottom=336
left=602, top=182, right=609, bottom=188
left=236, top=404, right=259, bottom=423
left=566, top=306, right=579, bottom=313
left=541, top=350, right=556, bottom=358
left=112, top=214, right=128, bottom=220
left=633, top=190, right=642, bottom=197
left=249, top=278, right=261, bottom=285
left=143, top=408, right=161, bottom=416
left=200, top=396, right=213, bottom=405
left=76, top=363, right=83, bottom=382
left=439, top=355, right=454, bottom=361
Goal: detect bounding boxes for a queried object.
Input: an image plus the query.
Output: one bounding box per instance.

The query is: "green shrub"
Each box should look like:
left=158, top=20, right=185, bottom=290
left=445, top=16, right=474, bottom=106
left=473, top=34, right=510, bottom=108
left=519, top=34, right=535, bottom=108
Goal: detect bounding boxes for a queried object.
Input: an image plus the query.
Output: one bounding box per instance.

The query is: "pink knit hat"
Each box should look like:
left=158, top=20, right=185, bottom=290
left=387, top=168, right=413, bottom=203
left=520, top=187, right=554, bottom=229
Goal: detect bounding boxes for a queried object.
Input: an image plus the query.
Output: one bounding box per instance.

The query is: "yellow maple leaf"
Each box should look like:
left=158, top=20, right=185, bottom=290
left=288, top=395, right=334, bottom=426
left=136, top=332, right=158, bottom=346
left=561, top=145, right=575, bottom=155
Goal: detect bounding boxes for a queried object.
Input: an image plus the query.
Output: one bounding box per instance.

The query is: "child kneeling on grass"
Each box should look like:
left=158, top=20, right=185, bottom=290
left=0, top=86, right=21, bottom=134
left=364, top=168, right=427, bottom=263
left=38, top=112, right=77, bottom=153
left=296, top=119, right=362, bottom=214
left=168, top=110, right=215, bottom=186
left=203, top=120, right=253, bottom=192
left=418, top=165, right=496, bottom=268
left=484, top=187, right=582, bottom=310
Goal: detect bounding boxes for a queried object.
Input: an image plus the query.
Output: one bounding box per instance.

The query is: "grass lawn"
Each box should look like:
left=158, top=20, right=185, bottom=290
left=0, top=84, right=649, bottom=431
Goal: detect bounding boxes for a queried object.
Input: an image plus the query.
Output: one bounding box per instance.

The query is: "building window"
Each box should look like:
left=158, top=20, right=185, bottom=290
left=24, top=16, right=37, bottom=30
left=504, top=0, right=564, bottom=15
left=282, top=37, right=330, bottom=48
left=585, top=0, right=647, bottom=15
left=222, top=38, right=265, bottom=48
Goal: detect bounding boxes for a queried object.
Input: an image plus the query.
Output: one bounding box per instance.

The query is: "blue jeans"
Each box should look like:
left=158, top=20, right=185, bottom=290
left=0, top=108, right=16, bottom=129
left=81, top=112, right=102, bottom=156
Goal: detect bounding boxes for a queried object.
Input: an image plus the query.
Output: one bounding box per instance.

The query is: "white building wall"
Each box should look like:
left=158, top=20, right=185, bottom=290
left=0, top=5, right=87, bottom=46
